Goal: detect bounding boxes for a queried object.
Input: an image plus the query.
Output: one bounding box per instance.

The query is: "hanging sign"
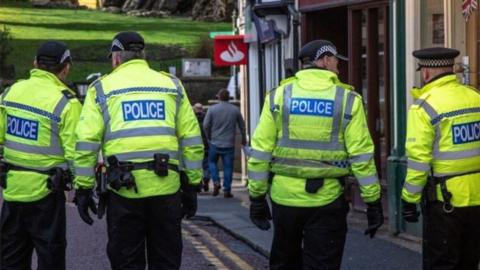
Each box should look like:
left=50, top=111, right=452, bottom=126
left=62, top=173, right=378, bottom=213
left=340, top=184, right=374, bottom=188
left=214, top=35, right=248, bottom=66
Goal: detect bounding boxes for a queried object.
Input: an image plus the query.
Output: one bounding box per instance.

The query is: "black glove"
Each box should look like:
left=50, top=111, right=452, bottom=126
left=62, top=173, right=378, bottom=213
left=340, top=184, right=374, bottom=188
left=401, top=199, right=420, bottom=223
left=364, top=199, right=384, bottom=238
left=74, top=189, right=98, bottom=225
left=249, top=196, right=272, bottom=231
left=181, top=184, right=198, bottom=219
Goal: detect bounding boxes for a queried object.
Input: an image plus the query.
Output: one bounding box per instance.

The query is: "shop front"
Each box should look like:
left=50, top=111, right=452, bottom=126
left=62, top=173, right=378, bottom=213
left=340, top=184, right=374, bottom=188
left=299, top=0, right=391, bottom=214
left=395, top=0, right=478, bottom=237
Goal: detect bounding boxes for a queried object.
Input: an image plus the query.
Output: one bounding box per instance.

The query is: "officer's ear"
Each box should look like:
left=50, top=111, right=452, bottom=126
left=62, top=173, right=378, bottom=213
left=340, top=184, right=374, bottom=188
left=57, top=63, right=71, bottom=81
left=111, top=52, right=122, bottom=68
left=421, top=68, right=430, bottom=83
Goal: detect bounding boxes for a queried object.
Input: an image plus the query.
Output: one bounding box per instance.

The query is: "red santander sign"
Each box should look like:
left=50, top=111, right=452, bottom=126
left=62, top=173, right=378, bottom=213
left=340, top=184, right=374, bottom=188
left=214, top=35, right=248, bottom=66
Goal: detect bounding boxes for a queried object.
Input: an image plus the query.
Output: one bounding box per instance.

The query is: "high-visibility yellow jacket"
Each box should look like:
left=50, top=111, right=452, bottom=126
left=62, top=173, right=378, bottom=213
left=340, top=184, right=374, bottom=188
left=248, top=68, right=381, bottom=207
left=0, top=69, right=82, bottom=202
left=74, top=59, right=203, bottom=198
left=402, top=74, right=480, bottom=207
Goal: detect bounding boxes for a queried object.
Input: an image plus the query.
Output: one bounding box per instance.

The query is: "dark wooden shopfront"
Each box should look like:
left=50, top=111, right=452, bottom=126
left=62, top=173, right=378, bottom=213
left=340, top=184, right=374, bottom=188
left=299, top=0, right=391, bottom=212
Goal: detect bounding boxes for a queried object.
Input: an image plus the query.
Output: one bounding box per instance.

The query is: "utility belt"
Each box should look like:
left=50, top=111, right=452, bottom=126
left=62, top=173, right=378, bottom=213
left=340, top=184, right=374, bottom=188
left=106, top=153, right=179, bottom=193
left=425, top=169, right=480, bottom=213
left=268, top=172, right=347, bottom=194
left=0, top=161, right=72, bottom=192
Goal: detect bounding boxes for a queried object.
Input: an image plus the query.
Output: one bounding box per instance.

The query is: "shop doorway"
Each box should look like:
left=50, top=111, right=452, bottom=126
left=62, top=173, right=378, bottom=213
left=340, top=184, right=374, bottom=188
left=301, top=0, right=391, bottom=212
left=348, top=1, right=390, bottom=210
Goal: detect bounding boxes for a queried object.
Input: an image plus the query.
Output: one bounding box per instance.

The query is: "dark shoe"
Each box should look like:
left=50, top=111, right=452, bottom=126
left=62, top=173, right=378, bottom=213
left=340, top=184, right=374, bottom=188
left=224, top=191, right=233, bottom=198
left=202, top=178, right=210, bottom=192
left=212, top=184, right=220, bottom=196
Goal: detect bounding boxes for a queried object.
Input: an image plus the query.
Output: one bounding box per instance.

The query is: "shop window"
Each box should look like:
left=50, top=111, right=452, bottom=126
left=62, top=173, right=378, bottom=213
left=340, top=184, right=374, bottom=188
left=420, top=0, right=445, bottom=48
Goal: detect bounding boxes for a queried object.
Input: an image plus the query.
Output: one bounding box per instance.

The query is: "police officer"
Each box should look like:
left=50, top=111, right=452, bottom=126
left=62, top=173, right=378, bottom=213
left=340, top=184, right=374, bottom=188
left=401, top=47, right=480, bottom=270
left=73, top=32, right=203, bottom=269
left=0, top=41, right=81, bottom=270
left=247, top=39, right=383, bottom=269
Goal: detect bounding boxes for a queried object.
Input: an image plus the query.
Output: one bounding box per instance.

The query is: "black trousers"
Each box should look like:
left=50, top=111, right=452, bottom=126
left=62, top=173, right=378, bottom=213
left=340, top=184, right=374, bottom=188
left=106, top=192, right=182, bottom=270
left=0, top=193, right=66, bottom=270
left=423, top=202, right=480, bottom=270
left=270, top=196, right=349, bottom=270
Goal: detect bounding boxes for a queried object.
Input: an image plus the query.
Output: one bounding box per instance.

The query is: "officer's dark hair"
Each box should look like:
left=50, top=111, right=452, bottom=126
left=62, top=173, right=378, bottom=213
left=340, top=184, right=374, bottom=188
left=36, top=62, right=69, bottom=75
left=217, top=89, right=230, bottom=101
left=118, top=50, right=146, bottom=63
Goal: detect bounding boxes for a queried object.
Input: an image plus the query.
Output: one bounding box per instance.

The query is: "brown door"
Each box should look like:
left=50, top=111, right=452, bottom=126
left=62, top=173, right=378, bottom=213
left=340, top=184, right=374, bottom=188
left=348, top=2, right=390, bottom=211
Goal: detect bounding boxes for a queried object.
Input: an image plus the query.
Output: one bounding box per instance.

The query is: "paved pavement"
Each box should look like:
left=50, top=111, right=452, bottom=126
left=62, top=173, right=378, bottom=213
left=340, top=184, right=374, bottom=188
left=198, top=180, right=423, bottom=270
left=0, top=178, right=422, bottom=269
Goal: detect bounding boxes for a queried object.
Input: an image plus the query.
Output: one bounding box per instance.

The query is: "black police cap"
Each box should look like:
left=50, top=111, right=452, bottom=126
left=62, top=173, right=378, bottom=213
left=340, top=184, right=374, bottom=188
left=108, top=31, right=145, bottom=58
left=412, top=47, right=460, bottom=71
left=299, top=39, right=348, bottom=63
left=36, top=41, right=72, bottom=65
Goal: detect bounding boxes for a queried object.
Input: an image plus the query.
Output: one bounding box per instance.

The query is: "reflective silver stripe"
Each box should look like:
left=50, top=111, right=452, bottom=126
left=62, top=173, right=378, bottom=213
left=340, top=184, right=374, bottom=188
left=269, top=88, right=277, bottom=112
left=416, top=100, right=438, bottom=120
left=75, top=166, right=95, bottom=177
left=94, top=82, right=110, bottom=141
left=357, top=175, right=378, bottom=186
left=404, top=182, right=424, bottom=194
left=433, top=148, right=480, bottom=160
left=278, top=84, right=345, bottom=151
left=272, top=157, right=347, bottom=169
left=76, top=142, right=101, bottom=152
left=7, top=161, right=68, bottom=171
left=170, top=77, right=183, bottom=128
left=105, top=127, right=176, bottom=141
left=343, top=91, right=356, bottom=130
left=48, top=96, right=69, bottom=155
left=349, top=153, right=373, bottom=163
left=180, top=136, right=203, bottom=147
left=52, top=95, right=68, bottom=121
left=5, top=140, right=64, bottom=155
left=114, top=150, right=179, bottom=161
left=183, top=159, right=202, bottom=169
left=330, top=87, right=345, bottom=144
left=407, top=159, right=430, bottom=172
left=281, top=83, right=293, bottom=140
left=277, top=139, right=345, bottom=150
left=250, top=149, right=272, bottom=161
left=248, top=170, right=269, bottom=181
left=432, top=125, right=441, bottom=158
left=1, top=86, right=12, bottom=99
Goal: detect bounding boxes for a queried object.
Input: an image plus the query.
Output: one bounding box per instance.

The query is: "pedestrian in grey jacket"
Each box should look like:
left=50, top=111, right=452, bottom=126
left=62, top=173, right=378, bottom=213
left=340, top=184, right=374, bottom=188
left=203, top=89, right=247, bottom=197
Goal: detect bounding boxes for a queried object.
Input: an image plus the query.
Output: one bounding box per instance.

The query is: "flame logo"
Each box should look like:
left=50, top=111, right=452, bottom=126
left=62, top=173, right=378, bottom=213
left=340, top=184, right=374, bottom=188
left=220, top=42, right=245, bottom=63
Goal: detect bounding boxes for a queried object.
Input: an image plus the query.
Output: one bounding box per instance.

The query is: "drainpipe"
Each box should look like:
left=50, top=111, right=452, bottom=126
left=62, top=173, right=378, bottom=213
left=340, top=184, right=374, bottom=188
left=288, top=5, right=300, bottom=73
left=387, top=0, right=407, bottom=236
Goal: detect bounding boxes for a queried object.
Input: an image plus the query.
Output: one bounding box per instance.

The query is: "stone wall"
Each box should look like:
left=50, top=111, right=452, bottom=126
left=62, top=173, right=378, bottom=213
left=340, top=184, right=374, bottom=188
left=181, top=76, right=230, bottom=106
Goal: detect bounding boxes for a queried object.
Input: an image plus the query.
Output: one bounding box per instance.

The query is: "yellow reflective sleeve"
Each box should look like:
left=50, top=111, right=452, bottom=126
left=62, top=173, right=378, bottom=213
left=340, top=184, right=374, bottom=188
left=344, top=96, right=381, bottom=203
left=60, top=100, right=82, bottom=170
left=177, top=87, right=203, bottom=185
left=248, top=92, right=277, bottom=198
left=74, top=86, right=105, bottom=189
left=402, top=106, right=434, bottom=204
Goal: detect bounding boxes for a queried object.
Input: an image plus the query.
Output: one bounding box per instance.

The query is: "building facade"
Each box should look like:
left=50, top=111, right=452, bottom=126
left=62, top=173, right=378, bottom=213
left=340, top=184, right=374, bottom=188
left=238, top=0, right=480, bottom=237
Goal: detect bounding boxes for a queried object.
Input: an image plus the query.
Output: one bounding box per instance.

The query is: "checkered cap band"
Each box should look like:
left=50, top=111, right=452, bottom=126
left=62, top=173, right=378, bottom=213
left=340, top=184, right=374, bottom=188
left=418, top=58, right=455, bottom=68
left=60, top=49, right=71, bottom=63
left=111, top=39, right=125, bottom=51
left=315, top=45, right=337, bottom=61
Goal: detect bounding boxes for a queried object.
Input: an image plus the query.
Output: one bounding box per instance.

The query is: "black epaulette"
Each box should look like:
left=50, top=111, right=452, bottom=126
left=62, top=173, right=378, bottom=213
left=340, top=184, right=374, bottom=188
left=62, top=89, right=76, bottom=100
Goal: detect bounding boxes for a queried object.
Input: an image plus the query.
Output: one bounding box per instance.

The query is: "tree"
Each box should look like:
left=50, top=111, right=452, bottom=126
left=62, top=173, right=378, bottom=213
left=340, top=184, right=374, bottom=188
left=0, top=25, right=13, bottom=79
